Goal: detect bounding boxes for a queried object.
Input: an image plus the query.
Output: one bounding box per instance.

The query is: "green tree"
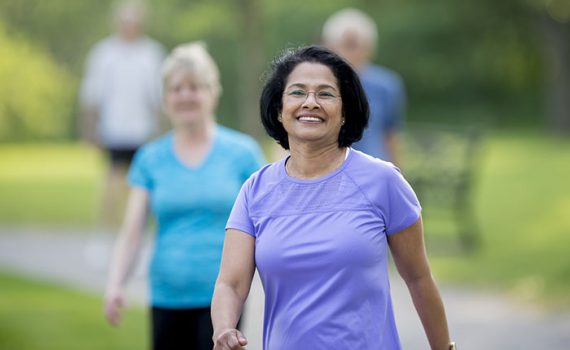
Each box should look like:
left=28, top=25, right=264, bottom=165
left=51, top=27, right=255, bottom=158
left=0, top=0, right=112, bottom=73
left=0, top=21, right=75, bottom=141
left=530, top=0, right=570, bottom=133
left=0, top=0, right=566, bottom=139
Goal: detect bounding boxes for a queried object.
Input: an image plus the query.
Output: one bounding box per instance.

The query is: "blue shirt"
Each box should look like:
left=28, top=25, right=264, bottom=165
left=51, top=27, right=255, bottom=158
left=129, top=125, right=265, bottom=308
left=352, top=64, right=406, bottom=160
left=227, top=149, right=421, bottom=349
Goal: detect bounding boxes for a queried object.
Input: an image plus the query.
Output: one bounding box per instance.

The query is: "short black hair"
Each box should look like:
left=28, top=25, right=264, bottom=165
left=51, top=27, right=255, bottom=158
left=260, top=45, right=369, bottom=150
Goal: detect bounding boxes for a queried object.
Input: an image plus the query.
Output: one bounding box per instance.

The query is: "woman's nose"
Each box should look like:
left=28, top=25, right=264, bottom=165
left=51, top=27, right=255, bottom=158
left=301, top=92, right=320, bottom=108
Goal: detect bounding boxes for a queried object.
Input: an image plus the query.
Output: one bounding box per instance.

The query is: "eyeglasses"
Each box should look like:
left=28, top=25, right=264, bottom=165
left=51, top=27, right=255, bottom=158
left=284, top=89, right=339, bottom=103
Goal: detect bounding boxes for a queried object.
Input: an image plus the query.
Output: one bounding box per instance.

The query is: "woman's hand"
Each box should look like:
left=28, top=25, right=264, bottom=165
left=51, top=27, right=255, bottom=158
left=103, top=188, right=149, bottom=327
left=211, top=230, right=255, bottom=349
left=104, top=287, right=127, bottom=326
left=213, top=329, right=248, bottom=350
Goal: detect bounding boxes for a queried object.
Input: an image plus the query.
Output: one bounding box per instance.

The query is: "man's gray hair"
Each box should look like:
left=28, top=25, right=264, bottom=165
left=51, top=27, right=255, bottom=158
left=322, top=8, right=378, bottom=48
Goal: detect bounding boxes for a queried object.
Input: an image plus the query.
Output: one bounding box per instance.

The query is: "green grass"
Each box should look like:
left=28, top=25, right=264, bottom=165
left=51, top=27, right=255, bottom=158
left=427, top=130, right=570, bottom=307
left=0, top=271, right=148, bottom=349
left=0, top=143, right=103, bottom=226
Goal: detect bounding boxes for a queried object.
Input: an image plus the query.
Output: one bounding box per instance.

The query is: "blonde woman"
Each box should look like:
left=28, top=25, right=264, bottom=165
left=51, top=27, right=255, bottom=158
left=104, top=42, right=264, bottom=349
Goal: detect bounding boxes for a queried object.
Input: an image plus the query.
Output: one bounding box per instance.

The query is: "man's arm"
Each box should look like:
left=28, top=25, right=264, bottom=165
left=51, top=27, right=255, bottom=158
left=79, top=105, right=99, bottom=145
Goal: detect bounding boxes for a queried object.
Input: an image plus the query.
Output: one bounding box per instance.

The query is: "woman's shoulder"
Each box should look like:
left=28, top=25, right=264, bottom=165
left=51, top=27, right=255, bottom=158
left=217, top=125, right=257, bottom=143
left=134, top=132, right=173, bottom=160
left=217, top=125, right=259, bottom=147
left=347, top=149, right=404, bottom=185
left=350, top=149, right=399, bottom=171
left=347, top=150, right=419, bottom=217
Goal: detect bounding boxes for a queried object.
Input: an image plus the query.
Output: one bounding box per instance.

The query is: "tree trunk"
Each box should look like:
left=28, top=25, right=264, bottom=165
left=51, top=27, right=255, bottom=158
left=236, top=0, right=265, bottom=139
left=541, top=15, right=570, bottom=134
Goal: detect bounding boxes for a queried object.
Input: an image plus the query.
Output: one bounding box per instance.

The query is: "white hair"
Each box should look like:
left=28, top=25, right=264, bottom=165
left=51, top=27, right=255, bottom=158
left=162, top=41, right=222, bottom=95
left=322, top=8, right=378, bottom=48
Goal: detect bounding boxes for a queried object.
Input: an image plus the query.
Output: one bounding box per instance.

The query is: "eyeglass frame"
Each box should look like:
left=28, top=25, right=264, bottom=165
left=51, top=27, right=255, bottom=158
left=283, top=88, right=340, bottom=103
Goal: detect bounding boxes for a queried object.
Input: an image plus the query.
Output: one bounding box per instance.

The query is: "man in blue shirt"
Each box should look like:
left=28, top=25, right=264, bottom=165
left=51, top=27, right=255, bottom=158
left=322, top=8, right=406, bottom=164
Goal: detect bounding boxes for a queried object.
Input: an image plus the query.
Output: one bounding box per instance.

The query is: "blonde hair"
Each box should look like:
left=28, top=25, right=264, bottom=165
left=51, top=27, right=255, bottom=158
left=162, top=41, right=222, bottom=95
left=322, top=8, right=378, bottom=49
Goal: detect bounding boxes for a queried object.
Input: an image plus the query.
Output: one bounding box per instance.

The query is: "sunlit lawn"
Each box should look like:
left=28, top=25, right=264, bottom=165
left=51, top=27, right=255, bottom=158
left=0, top=143, right=103, bottom=226
left=0, top=271, right=148, bottom=350
left=428, top=130, right=570, bottom=307
left=0, top=132, right=569, bottom=308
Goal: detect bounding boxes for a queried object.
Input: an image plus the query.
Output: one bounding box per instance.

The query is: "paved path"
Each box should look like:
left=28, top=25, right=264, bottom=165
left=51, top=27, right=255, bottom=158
left=1, top=228, right=569, bottom=349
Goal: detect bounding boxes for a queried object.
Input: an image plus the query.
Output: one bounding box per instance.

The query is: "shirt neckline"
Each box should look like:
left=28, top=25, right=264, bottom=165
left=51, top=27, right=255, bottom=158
left=280, top=148, right=353, bottom=184
left=169, top=126, right=219, bottom=171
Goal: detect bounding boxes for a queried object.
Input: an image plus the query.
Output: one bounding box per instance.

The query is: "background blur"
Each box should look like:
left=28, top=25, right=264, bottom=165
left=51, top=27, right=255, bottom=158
left=0, top=0, right=569, bottom=349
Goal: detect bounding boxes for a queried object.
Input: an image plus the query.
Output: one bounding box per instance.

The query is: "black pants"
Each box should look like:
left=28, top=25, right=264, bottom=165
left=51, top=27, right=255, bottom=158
left=151, top=306, right=214, bottom=350
left=107, top=147, right=138, bottom=166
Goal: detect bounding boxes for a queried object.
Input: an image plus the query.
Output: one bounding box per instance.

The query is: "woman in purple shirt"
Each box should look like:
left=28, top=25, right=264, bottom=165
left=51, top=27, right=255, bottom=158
left=211, top=46, right=455, bottom=350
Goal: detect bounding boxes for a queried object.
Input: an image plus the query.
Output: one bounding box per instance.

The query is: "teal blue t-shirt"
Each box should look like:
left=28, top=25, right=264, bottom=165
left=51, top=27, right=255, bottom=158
left=128, top=125, right=265, bottom=308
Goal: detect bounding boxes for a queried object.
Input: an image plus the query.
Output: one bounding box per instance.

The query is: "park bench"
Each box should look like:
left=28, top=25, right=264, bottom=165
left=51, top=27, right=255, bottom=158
left=401, top=123, right=483, bottom=251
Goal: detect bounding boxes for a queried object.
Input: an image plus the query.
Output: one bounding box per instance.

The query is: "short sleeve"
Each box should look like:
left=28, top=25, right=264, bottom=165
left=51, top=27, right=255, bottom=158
left=384, top=166, right=421, bottom=235
left=79, top=47, right=103, bottom=108
left=127, top=148, right=153, bottom=190
left=226, top=180, right=256, bottom=237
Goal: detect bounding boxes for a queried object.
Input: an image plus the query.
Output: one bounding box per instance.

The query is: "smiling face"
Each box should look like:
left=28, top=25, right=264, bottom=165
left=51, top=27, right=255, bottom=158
left=280, top=62, right=343, bottom=148
left=163, top=69, right=218, bottom=127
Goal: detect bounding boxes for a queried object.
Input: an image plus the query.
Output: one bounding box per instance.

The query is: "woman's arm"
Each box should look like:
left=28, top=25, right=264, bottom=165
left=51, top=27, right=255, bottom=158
left=104, top=187, right=149, bottom=326
left=388, top=217, right=452, bottom=350
left=211, top=229, right=256, bottom=350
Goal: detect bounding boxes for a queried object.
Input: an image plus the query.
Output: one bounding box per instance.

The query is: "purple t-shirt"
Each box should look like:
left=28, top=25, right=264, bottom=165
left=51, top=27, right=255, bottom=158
left=227, top=149, right=421, bottom=350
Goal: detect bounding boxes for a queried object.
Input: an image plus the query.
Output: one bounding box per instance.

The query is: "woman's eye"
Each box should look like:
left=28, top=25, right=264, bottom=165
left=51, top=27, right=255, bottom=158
left=318, top=91, right=335, bottom=98
left=290, top=90, right=306, bottom=96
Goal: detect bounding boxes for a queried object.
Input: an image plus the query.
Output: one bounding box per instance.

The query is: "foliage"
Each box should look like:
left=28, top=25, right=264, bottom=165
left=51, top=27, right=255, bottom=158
left=0, top=0, right=566, bottom=137
left=0, top=21, right=76, bottom=141
left=363, top=0, right=544, bottom=126
left=0, top=271, right=148, bottom=350
left=0, top=0, right=112, bottom=72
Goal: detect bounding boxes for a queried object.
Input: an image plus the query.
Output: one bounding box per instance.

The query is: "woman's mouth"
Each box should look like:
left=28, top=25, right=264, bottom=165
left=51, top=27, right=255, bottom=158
left=297, top=115, right=323, bottom=123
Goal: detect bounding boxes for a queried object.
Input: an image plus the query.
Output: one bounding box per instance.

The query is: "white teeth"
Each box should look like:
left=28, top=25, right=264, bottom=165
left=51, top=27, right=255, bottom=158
left=298, top=116, right=321, bottom=122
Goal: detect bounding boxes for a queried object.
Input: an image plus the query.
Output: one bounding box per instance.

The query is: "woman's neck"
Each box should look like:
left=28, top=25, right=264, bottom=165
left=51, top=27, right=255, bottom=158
left=173, top=119, right=215, bottom=166
left=174, top=119, right=215, bottom=145
left=286, top=142, right=347, bottom=179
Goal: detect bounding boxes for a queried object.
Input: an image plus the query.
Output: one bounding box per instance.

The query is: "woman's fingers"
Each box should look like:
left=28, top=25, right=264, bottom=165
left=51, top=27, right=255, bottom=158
left=214, top=329, right=248, bottom=350
left=104, top=293, right=125, bottom=326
